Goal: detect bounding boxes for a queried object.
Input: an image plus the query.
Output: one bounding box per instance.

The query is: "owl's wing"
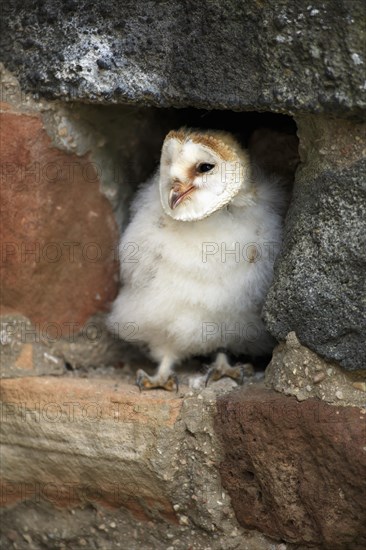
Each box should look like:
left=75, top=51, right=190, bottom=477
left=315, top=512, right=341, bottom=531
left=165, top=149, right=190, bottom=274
left=118, top=175, right=162, bottom=288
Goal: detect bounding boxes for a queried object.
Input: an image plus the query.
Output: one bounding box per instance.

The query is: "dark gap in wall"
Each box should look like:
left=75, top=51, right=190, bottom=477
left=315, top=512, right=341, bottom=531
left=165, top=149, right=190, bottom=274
left=162, top=108, right=297, bottom=143
left=133, top=108, right=299, bottom=185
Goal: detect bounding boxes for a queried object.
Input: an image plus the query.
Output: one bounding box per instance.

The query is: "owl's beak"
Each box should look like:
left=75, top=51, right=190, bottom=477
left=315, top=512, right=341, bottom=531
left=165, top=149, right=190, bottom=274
left=169, top=182, right=196, bottom=210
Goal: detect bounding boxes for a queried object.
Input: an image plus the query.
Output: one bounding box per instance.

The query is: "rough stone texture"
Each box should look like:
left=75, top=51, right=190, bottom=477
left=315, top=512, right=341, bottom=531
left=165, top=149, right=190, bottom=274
left=0, top=102, right=119, bottom=336
left=264, top=116, right=366, bottom=371
left=266, top=332, right=366, bottom=406
left=1, top=373, right=365, bottom=549
left=1, top=1, right=365, bottom=116
left=215, top=386, right=366, bottom=549
left=0, top=375, right=279, bottom=550
left=0, top=313, right=135, bottom=376
left=0, top=339, right=64, bottom=379
left=0, top=502, right=278, bottom=550
left=0, top=377, right=182, bottom=517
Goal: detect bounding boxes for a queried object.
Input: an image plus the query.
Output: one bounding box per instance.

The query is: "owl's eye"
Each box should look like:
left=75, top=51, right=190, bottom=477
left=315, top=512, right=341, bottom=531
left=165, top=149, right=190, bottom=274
left=197, top=163, right=215, bottom=173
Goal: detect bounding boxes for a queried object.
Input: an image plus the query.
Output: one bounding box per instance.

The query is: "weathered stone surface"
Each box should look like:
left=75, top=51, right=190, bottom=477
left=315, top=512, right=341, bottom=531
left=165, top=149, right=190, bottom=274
left=0, top=501, right=274, bottom=550
left=0, top=377, right=181, bottom=520
left=2, top=374, right=365, bottom=548
left=0, top=336, right=64, bottom=379
left=1, top=1, right=365, bottom=116
left=0, top=103, right=119, bottom=336
left=215, top=386, right=366, bottom=549
left=264, top=116, right=366, bottom=370
left=0, top=375, right=274, bottom=548
left=0, top=313, right=131, bottom=376
left=266, top=332, right=366, bottom=406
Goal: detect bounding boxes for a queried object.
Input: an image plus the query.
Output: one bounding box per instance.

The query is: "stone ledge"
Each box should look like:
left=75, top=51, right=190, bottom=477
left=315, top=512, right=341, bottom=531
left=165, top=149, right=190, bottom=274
left=0, top=376, right=182, bottom=521
left=1, top=374, right=253, bottom=545
left=265, top=333, right=366, bottom=407
left=1, top=374, right=365, bottom=548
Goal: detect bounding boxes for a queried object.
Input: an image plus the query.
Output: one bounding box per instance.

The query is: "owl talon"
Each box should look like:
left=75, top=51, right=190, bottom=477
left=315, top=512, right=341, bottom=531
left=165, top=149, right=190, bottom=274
left=135, top=369, right=179, bottom=392
left=205, top=362, right=254, bottom=387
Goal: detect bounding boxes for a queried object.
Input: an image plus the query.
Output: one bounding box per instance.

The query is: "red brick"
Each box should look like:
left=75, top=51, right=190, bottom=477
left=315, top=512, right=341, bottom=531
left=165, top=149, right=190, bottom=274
left=215, top=386, right=366, bottom=549
left=0, top=106, right=119, bottom=336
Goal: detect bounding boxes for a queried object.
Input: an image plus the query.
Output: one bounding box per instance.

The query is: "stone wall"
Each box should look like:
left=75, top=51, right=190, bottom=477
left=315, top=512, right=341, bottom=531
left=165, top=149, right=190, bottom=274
left=1, top=0, right=365, bottom=115
left=1, top=2, right=365, bottom=549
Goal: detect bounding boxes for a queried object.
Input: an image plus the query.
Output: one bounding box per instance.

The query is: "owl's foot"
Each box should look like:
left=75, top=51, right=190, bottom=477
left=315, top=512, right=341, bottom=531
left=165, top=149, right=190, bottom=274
left=205, top=354, right=254, bottom=387
left=135, top=369, right=179, bottom=392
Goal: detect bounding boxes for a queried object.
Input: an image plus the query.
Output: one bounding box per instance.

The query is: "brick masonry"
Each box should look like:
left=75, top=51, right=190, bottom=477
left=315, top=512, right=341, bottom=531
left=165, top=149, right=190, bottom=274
left=1, top=376, right=365, bottom=548
left=215, top=387, right=366, bottom=549
left=0, top=103, right=119, bottom=336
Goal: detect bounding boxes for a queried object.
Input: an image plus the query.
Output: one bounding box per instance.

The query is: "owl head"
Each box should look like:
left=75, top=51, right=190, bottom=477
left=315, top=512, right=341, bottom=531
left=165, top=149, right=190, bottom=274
left=159, top=128, right=252, bottom=222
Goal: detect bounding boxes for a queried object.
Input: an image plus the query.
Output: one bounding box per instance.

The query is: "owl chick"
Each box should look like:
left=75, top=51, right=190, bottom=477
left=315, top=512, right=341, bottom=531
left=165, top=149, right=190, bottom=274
left=108, top=128, right=288, bottom=391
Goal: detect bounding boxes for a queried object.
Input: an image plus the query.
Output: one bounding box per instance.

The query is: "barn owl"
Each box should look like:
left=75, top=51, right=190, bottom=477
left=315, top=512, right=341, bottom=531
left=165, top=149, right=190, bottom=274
left=108, top=128, right=288, bottom=391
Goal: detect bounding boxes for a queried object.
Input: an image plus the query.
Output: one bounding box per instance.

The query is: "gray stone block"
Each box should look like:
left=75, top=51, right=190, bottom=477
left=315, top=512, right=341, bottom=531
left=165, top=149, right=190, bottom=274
left=264, top=117, right=366, bottom=370
left=1, top=1, right=365, bottom=115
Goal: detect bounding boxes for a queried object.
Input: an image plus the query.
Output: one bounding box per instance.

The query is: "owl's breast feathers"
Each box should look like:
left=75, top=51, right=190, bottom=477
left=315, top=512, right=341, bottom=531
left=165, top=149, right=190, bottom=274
left=108, top=128, right=287, bottom=360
